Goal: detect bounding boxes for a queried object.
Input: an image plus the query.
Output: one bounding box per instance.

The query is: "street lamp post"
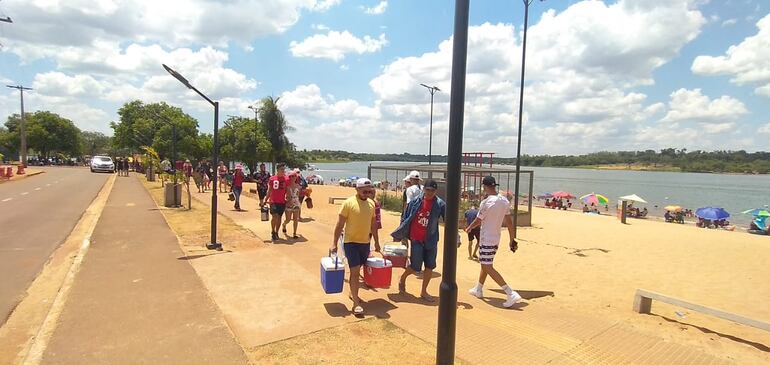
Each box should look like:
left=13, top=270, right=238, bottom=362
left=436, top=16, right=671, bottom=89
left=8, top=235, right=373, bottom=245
left=436, top=0, right=469, bottom=363
left=153, top=112, right=180, bottom=208
left=512, top=0, right=540, bottom=240
left=6, top=84, right=32, bottom=165
left=419, top=83, right=440, bottom=165
left=162, top=64, right=222, bottom=251
left=248, top=104, right=261, bottom=172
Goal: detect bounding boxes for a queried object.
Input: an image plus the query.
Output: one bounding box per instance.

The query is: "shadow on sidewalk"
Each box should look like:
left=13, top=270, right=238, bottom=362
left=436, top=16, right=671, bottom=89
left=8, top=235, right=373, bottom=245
left=655, top=314, right=770, bottom=352
left=489, top=289, right=555, bottom=300
left=176, top=250, right=233, bottom=260
left=324, top=298, right=398, bottom=319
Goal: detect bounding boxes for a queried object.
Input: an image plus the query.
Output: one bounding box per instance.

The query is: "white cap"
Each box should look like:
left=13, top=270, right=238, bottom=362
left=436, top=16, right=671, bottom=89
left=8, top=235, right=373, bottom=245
left=403, top=175, right=410, bottom=182
left=293, top=168, right=301, bottom=173
left=356, top=178, right=372, bottom=188
left=409, top=170, right=420, bottom=179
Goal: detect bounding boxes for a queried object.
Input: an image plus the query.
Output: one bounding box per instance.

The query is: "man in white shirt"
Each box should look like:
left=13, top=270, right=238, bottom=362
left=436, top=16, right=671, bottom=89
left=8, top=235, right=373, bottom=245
left=464, top=175, right=522, bottom=308
left=405, top=170, right=423, bottom=204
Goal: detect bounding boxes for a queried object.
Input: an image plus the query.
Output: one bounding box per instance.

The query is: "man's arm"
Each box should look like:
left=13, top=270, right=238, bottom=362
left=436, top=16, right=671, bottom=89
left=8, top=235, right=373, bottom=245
left=331, top=214, right=347, bottom=253
left=465, top=216, right=482, bottom=232
left=503, top=213, right=518, bottom=252
left=263, top=182, right=273, bottom=206
left=371, top=214, right=381, bottom=252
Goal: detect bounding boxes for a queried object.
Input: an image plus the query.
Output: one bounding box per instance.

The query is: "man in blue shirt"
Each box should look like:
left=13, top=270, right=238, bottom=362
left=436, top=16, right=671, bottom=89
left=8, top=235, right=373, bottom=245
left=391, top=179, right=446, bottom=302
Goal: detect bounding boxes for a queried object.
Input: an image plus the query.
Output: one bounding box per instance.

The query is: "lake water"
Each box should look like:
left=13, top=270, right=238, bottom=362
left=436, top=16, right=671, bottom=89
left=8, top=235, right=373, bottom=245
left=308, top=161, right=770, bottom=227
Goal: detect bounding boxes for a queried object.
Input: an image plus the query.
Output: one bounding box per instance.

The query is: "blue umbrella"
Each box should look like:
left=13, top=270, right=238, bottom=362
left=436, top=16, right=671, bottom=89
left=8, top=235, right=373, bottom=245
left=537, top=193, right=553, bottom=200
left=755, top=217, right=767, bottom=231
left=695, top=207, right=730, bottom=220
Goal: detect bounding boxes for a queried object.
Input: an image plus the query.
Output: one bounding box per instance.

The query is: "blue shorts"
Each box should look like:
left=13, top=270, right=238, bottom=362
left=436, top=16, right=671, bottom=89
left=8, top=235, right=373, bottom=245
left=410, top=241, right=437, bottom=271
left=343, top=243, right=370, bottom=268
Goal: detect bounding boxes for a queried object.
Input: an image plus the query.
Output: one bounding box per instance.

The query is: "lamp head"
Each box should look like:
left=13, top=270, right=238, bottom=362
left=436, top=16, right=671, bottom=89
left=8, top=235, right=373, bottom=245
left=162, top=64, right=192, bottom=90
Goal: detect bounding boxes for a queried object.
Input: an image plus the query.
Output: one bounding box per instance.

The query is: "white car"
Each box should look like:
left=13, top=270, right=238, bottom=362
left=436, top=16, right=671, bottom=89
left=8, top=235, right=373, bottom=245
left=90, top=156, right=115, bottom=173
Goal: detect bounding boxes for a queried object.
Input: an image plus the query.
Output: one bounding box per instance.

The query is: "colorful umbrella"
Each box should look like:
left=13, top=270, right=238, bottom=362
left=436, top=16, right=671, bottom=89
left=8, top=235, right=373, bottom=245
left=664, top=205, right=683, bottom=212
left=619, top=194, right=647, bottom=204
left=537, top=193, right=553, bottom=200
left=695, top=207, right=730, bottom=220
left=742, top=208, right=770, bottom=217
left=552, top=191, right=575, bottom=199
left=580, top=193, right=609, bottom=206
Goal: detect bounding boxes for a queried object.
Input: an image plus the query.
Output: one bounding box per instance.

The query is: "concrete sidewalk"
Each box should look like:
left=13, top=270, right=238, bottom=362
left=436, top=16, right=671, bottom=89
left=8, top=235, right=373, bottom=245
left=39, top=174, right=248, bottom=364
left=188, top=186, right=736, bottom=364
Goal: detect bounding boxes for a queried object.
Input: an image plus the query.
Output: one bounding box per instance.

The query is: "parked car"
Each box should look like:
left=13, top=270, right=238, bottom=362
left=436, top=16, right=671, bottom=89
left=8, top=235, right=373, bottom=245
left=90, top=156, right=115, bottom=173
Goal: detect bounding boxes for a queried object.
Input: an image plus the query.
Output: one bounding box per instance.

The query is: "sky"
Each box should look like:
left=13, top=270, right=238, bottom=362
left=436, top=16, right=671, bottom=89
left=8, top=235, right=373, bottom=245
left=1, top=0, right=769, bottom=157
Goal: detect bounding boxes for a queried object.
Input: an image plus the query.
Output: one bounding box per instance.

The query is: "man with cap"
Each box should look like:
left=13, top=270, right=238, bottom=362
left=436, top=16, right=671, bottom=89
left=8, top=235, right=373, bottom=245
left=254, top=163, right=271, bottom=206
left=330, top=178, right=381, bottom=315
left=231, top=164, right=245, bottom=211
left=391, top=179, right=446, bottom=301
left=465, top=175, right=522, bottom=308
left=405, top=170, right=423, bottom=205
left=262, top=163, right=288, bottom=241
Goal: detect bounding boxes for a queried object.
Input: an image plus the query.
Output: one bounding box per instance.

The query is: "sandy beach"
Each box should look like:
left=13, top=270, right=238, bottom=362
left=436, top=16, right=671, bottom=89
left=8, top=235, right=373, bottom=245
left=305, top=184, right=770, bottom=363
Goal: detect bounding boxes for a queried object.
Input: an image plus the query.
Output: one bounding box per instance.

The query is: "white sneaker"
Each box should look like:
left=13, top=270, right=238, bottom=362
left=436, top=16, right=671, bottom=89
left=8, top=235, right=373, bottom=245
left=468, top=287, right=483, bottom=299
left=503, top=291, right=522, bottom=308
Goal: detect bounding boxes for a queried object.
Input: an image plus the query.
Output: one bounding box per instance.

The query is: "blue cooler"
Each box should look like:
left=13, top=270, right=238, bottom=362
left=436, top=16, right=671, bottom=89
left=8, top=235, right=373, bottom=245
left=321, top=256, right=345, bottom=294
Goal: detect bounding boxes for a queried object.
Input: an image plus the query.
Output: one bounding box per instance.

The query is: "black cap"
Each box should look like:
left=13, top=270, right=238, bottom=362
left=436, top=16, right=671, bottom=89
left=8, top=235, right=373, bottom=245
left=424, top=179, right=438, bottom=190
left=482, top=176, right=499, bottom=186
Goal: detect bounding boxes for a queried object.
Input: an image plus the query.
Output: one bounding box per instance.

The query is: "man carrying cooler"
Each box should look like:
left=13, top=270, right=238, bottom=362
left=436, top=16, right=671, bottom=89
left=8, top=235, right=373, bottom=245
left=465, top=176, right=522, bottom=308
left=330, top=178, right=381, bottom=315
left=262, top=163, right=288, bottom=242
left=391, top=179, right=445, bottom=302
left=254, top=163, right=271, bottom=206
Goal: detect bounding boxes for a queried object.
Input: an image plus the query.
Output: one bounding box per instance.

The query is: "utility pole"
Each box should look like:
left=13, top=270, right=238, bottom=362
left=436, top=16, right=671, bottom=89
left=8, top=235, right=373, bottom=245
left=419, top=83, right=440, bottom=165
left=6, top=85, right=32, bottom=165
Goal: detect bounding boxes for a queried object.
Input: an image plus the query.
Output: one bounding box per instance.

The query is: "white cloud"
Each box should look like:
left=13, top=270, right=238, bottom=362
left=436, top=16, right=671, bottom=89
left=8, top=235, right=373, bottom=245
left=289, top=31, right=388, bottom=61
left=759, top=123, right=770, bottom=134
left=721, top=18, right=738, bottom=27
left=312, top=0, right=342, bottom=12
left=364, top=1, right=388, bottom=15
left=311, top=24, right=330, bottom=31
left=661, top=88, right=748, bottom=124
left=692, top=14, right=770, bottom=97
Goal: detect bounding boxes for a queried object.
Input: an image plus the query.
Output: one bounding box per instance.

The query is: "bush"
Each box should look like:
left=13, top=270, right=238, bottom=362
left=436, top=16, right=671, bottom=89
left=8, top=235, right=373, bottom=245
left=379, top=190, right=403, bottom=213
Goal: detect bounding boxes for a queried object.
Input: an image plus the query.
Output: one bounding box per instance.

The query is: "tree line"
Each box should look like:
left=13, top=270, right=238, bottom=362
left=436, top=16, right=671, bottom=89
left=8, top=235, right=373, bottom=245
left=298, top=148, right=770, bottom=174
left=1, top=97, right=307, bottom=170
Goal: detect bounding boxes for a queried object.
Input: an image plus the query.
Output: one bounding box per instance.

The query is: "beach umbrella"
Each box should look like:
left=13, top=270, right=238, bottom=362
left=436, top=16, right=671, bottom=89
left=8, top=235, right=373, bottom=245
left=536, top=193, right=553, bottom=200
left=664, top=205, right=683, bottom=212
left=552, top=191, right=575, bottom=199
left=580, top=193, right=609, bottom=205
left=742, top=208, right=770, bottom=217
left=619, top=194, right=647, bottom=204
left=695, top=207, right=730, bottom=220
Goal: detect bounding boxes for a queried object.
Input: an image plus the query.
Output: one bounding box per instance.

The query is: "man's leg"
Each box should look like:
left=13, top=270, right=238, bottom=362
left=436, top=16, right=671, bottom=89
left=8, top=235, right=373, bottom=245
left=420, top=245, right=437, bottom=300
left=349, top=265, right=362, bottom=308
left=467, top=239, right=473, bottom=258
left=292, top=209, right=299, bottom=236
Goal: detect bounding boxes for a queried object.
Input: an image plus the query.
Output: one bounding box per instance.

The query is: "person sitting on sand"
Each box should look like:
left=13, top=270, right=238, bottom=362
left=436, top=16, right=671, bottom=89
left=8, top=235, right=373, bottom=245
left=640, top=207, right=648, bottom=218
left=665, top=211, right=674, bottom=223
left=582, top=205, right=589, bottom=213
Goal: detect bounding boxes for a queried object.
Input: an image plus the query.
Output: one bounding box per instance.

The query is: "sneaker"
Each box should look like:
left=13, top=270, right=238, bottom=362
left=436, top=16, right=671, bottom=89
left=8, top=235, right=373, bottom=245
left=503, top=291, right=522, bottom=308
left=468, top=287, right=483, bottom=299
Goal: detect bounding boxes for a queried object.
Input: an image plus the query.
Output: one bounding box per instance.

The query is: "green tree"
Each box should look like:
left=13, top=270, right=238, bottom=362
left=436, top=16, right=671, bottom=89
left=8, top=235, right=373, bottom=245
left=80, top=131, right=112, bottom=156
left=259, top=96, right=293, bottom=171
left=111, top=101, right=201, bottom=158
left=4, top=111, right=81, bottom=158
left=219, top=116, right=272, bottom=170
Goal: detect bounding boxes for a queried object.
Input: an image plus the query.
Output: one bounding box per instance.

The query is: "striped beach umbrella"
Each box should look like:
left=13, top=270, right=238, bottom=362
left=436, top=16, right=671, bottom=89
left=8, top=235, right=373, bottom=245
left=580, top=193, right=609, bottom=206
left=742, top=208, right=770, bottom=217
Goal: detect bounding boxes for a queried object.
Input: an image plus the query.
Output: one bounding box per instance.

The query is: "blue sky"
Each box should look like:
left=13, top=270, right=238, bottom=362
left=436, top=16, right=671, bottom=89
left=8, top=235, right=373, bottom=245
left=1, top=0, right=769, bottom=156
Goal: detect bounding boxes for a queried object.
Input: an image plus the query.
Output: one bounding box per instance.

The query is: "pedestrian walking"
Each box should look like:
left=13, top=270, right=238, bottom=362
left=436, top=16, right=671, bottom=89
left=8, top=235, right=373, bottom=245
left=464, top=204, right=480, bottom=260
left=254, top=163, right=271, bottom=206
left=262, top=163, right=288, bottom=241
left=295, top=168, right=309, bottom=219
left=203, top=160, right=213, bottom=191
left=465, top=176, right=522, bottom=308
left=405, top=170, right=423, bottom=204
left=232, top=164, right=245, bottom=211
left=217, top=161, right=228, bottom=193
left=391, top=179, right=446, bottom=302
left=160, top=158, right=171, bottom=182
left=122, top=157, right=130, bottom=176
left=330, top=178, right=380, bottom=315
left=282, top=171, right=301, bottom=238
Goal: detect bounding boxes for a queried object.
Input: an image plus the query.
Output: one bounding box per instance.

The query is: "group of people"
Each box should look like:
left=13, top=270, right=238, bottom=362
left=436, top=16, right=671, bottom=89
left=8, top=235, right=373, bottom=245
left=545, top=198, right=571, bottom=210
left=258, top=163, right=312, bottom=241
left=664, top=210, right=686, bottom=224
left=114, top=157, right=131, bottom=176
left=696, top=218, right=731, bottom=229
left=331, top=170, right=522, bottom=315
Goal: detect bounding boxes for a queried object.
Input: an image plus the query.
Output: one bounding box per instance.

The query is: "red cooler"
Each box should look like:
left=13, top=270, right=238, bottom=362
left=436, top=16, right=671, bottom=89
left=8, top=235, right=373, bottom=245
left=364, top=255, right=392, bottom=288
left=383, top=244, right=408, bottom=268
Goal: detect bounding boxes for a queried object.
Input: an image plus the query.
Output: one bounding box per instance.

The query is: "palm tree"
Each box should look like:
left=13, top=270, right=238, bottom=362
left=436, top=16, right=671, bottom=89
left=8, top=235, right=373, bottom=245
left=258, top=96, right=292, bottom=172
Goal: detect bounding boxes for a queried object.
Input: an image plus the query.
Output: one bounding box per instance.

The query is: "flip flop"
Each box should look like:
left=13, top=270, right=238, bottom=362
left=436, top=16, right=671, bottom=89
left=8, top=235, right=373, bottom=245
left=421, top=294, right=436, bottom=302
left=353, top=305, right=364, bottom=315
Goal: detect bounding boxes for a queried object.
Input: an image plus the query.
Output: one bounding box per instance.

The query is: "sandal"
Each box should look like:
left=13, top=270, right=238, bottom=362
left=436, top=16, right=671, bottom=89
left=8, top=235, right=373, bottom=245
left=353, top=305, right=364, bottom=315
left=421, top=294, right=436, bottom=302
left=293, top=235, right=299, bottom=239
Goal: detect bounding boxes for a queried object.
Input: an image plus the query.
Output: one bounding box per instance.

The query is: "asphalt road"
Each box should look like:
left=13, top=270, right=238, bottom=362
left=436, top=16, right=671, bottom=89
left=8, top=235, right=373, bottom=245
left=0, top=167, right=110, bottom=325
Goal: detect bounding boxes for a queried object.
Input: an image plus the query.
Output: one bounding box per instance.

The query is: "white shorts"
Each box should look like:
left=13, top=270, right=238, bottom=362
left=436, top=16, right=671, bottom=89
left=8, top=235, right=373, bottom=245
left=478, top=243, right=499, bottom=265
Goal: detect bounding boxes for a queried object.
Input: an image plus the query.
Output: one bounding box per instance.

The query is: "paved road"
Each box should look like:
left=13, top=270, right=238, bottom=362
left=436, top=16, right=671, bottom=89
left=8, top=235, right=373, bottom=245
left=0, top=167, right=110, bottom=325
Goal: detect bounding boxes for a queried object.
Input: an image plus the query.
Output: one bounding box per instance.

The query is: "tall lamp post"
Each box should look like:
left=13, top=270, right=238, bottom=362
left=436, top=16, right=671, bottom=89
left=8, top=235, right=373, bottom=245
left=512, top=0, right=541, bottom=241
left=162, top=64, right=222, bottom=251
left=436, top=0, right=469, bottom=363
left=419, top=83, right=440, bottom=165
left=6, top=84, right=32, bottom=165
left=153, top=111, right=180, bottom=208
left=248, top=104, right=261, bottom=172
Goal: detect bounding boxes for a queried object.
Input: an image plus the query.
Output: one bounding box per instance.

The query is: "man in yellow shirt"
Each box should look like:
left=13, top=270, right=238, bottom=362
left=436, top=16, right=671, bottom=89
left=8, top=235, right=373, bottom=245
left=331, top=178, right=381, bottom=315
